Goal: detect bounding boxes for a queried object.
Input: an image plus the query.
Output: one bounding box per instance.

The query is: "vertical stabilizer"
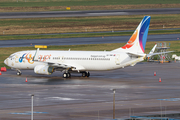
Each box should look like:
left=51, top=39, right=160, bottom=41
left=112, top=16, right=151, bottom=54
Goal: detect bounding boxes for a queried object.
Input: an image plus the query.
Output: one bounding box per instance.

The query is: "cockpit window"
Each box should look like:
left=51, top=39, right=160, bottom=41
left=9, top=54, right=15, bottom=58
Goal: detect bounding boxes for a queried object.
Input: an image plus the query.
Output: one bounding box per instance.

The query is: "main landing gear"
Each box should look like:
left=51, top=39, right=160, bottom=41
left=63, top=72, right=71, bottom=78
left=62, top=71, right=90, bottom=78
left=81, top=71, right=90, bottom=77
left=16, top=69, right=22, bottom=76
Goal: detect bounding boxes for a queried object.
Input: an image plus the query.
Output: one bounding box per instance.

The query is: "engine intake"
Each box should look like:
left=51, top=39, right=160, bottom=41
left=34, top=65, right=54, bottom=75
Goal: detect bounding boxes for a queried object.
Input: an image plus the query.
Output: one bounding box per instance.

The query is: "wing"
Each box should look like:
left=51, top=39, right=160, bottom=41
left=33, top=48, right=85, bottom=71
left=147, top=51, right=174, bottom=58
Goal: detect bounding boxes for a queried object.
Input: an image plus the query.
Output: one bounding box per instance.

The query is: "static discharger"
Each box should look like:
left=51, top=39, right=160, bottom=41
left=34, top=45, right=47, bottom=49
left=154, top=71, right=156, bottom=76
left=159, top=78, right=161, bottom=82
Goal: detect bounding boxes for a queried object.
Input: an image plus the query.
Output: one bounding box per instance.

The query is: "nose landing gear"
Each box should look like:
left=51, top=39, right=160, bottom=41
left=16, top=69, right=22, bottom=76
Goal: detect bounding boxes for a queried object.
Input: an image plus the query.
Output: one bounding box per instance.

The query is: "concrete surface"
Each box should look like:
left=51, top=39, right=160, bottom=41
left=0, top=62, right=180, bottom=119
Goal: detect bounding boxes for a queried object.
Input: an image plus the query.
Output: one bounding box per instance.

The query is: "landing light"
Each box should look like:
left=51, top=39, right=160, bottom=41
left=35, top=45, right=47, bottom=48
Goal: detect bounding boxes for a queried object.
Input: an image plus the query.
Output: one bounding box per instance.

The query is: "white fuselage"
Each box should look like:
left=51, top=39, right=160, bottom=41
left=4, top=50, right=145, bottom=71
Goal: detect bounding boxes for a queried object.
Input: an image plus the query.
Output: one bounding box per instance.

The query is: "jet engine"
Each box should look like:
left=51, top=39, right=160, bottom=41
left=34, top=65, right=54, bottom=75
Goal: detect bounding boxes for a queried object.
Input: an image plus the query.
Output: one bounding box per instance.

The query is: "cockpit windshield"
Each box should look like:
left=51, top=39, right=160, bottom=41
left=8, top=54, right=16, bottom=59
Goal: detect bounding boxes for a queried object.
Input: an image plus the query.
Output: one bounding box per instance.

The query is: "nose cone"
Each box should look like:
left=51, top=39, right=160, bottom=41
left=4, top=58, right=8, bottom=66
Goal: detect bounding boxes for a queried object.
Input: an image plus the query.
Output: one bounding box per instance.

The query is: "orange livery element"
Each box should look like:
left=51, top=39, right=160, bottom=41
left=39, top=54, right=51, bottom=62
left=122, top=30, right=138, bottom=49
left=25, top=53, right=34, bottom=64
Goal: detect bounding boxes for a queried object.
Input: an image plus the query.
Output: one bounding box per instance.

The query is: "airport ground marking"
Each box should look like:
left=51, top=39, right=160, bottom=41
left=10, top=111, right=48, bottom=115
left=158, top=98, right=180, bottom=101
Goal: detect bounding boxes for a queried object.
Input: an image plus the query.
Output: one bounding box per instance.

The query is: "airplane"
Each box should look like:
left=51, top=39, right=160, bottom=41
left=4, top=16, right=151, bottom=78
left=172, top=54, right=180, bottom=60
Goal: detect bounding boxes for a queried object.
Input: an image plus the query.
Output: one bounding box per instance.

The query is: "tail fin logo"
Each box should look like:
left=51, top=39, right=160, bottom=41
left=121, top=30, right=138, bottom=49
left=121, top=16, right=151, bottom=53
left=139, top=16, right=151, bottom=53
left=112, top=16, right=151, bottom=53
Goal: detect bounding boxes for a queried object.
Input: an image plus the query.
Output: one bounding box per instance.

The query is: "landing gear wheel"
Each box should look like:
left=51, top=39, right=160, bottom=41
left=16, top=69, right=22, bottom=76
left=82, top=71, right=90, bottom=77
left=63, top=73, right=67, bottom=78
left=82, top=72, right=87, bottom=77
left=86, top=72, right=90, bottom=77
left=63, top=72, right=71, bottom=78
left=17, top=72, right=22, bottom=76
left=68, top=73, right=71, bottom=78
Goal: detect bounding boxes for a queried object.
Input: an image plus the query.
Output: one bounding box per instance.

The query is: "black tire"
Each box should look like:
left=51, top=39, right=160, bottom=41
left=82, top=72, right=87, bottom=77
left=63, top=73, right=67, bottom=78
left=17, top=72, right=21, bottom=76
left=82, top=71, right=90, bottom=77
left=68, top=73, right=71, bottom=78
left=63, top=73, right=71, bottom=78
left=67, top=73, right=71, bottom=78
left=86, top=72, right=90, bottom=77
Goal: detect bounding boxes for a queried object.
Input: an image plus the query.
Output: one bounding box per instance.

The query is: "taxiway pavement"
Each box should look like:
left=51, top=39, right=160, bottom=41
left=1, top=62, right=180, bottom=119
left=1, top=34, right=180, bottom=48
left=0, top=8, right=180, bottom=19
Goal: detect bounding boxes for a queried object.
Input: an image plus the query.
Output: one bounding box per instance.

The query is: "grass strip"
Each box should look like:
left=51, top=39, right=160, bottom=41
left=1, top=14, right=180, bottom=35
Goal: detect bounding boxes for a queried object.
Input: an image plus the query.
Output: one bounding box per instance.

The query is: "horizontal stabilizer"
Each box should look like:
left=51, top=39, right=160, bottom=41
left=127, top=52, right=146, bottom=57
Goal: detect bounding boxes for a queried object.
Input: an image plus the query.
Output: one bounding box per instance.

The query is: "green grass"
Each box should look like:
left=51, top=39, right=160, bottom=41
left=1, top=0, right=180, bottom=7
left=0, top=32, right=133, bottom=40
left=1, top=14, right=180, bottom=37
left=0, top=16, right=145, bottom=28
left=0, top=17, right=127, bottom=28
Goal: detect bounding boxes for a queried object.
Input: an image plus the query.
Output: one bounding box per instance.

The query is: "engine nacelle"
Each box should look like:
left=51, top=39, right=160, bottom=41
left=34, top=65, right=54, bottom=75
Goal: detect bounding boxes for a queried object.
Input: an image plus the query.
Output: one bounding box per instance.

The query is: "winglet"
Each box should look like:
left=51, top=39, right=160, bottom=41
left=149, top=44, right=157, bottom=54
left=33, top=48, right=39, bottom=61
